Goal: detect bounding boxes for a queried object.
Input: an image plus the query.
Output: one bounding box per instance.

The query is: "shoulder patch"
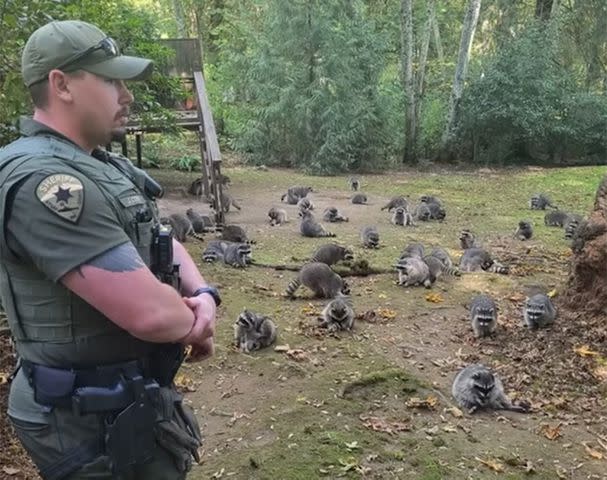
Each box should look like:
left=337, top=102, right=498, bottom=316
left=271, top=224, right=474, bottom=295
left=36, top=174, right=84, bottom=223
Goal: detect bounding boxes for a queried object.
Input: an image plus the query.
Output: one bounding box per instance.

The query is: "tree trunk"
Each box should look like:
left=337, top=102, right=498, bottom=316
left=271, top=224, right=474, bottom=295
left=401, top=0, right=415, bottom=163
left=430, top=4, right=444, bottom=62
left=562, top=174, right=607, bottom=315
left=535, top=0, right=554, bottom=21
left=414, top=0, right=434, bottom=146
left=172, top=0, right=188, bottom=37
left=440, top=0, right=481, bottom=158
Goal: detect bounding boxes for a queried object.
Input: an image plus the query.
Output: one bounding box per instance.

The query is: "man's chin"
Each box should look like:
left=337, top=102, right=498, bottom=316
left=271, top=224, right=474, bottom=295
left=110, top=128, right=127, bottom=143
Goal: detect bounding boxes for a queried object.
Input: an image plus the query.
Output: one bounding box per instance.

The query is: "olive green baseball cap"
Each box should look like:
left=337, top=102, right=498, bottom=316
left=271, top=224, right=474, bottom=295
left=22, top=20, right=153, bottom=87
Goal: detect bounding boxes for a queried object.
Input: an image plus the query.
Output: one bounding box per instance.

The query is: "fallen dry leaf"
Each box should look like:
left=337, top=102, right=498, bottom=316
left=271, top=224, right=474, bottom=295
left=286, top=349, right=309, bottom=362
left=592, top=365, right=607, bottom=381
left=540, top=423, right=562, bottom=441
left=475, top=457, right=505, bottom=472
left=359, top=415, right=410, bottom=435
left=0, top=373, right=8, bottom=385
left=405, top=396, right=439, bottom=409
left=356, top=310, right=378, bottom=323
left=301, top=304, right=321, bottom=316
left=274, top=344, right=291, bottom=353
left=174, top=374, right=197, bottom=392
left=377, top=308, right=397, bottom=319
left=446, top=406, right=463, bottom=418
left=424, top=293, right=444, bottom=303
left=574, top=345, right=600, bottom=357
left=547, top=289, right=557, bottom=298
left=584, top=444, right=604, bottom=460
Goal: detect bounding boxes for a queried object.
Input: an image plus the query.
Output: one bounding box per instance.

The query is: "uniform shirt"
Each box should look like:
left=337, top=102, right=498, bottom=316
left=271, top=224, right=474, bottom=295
left=5, top=118, right=131, bottom=281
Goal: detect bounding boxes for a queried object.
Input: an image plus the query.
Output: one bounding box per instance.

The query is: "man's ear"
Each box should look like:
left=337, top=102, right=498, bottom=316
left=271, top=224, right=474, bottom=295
left=48, top=69, right=75, bottom=104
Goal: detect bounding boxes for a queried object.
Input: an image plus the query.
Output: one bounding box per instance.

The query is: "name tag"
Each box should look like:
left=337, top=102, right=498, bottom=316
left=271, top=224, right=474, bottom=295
left=119, top=194, right=145, bottom=208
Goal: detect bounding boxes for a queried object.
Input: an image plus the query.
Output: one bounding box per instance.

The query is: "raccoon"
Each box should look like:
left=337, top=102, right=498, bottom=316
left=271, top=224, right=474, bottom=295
left=210, top=192, right=241, bottom=213
left=413, top=203, right=431, bottom=221
left=268, top=207, right=288, bottom=226
left=391, top=206, right=414, bottom=226
left=452, top=364, right=529, bottom=414
left=429, top=246, right=454, bottom=268
left=381, top=196, right=409, bottom=212
left=544, top=210, right=570, bottom=227
left=322, top=206, right=349, bottom=223
left=297, top=197, right=315, bottom=214
left=289, top=185, right=314, bottom=198
left=424, top=255, right=460, bottom=279
left=420, top=195, right=442, bottom=206
left=285, top=262, right=350, bottom=298
left=187, top=178, right=203, bottom=197
left=394, top=256, right=432, bottom=288
left=515, top=221, right=533, bottom=240
left=523, top=294, right=556, bottom=329
left=234, top=310, right=277, bottom=353
left=351, top=193, right=368, bottom=205
left=564, top=217, right=581, bottom=241
left=459, top=248, right=494, bottom=273
left=203, top=240, right=252, bottom=268
left=563, top=213, right=583, bottom=234
left=529, top=193, right=555, bottom=210
left=299, top=211, right=336, bottom=238
left=160, top=214, right=204, bottom=242
left=318, top=294, right=355, bottom=332
left=360, top=225, right=380, bottom=248
left=349, top=176, right=360, bottom=191
left=470, top=295, right=497, bottom=338
left=459, top=229, right=480, bottom=249
left=220, top=224, right=251, bottom=244
left=310, top=244, right=354, bottom=266
left=426, top=202, right=446, bottom=221
left=281, top=190, right=300, bottom=205
left=185, top=208, right=215, bottom=233
left=400, top=242, right=425, bottom=260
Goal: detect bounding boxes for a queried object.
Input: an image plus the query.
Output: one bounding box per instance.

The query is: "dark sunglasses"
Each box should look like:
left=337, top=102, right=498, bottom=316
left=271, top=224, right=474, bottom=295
left=55, top=37, right=120, bottom=72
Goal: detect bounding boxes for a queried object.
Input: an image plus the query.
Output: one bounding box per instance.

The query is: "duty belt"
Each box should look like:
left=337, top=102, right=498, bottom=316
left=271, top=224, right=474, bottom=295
left=20, top=358, right=159, bottom=415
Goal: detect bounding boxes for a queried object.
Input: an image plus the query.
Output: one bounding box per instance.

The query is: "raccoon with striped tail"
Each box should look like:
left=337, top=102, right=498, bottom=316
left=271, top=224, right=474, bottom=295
left=234, top=310, right=277, bottom=353
left=185, top=208, right=216, bottom=233
left=299, top=210, right=336, bottom=238
left=452, top=364, right=530, bottom=414
left=318, top=294, right=354, bottom=332
left=285, top=262, right=350, bottom=299
left=160, top=214, right=205, bottom=242
left=322, top=206, right=349, bottom=223
left=310, top=244, right=354, bottom=266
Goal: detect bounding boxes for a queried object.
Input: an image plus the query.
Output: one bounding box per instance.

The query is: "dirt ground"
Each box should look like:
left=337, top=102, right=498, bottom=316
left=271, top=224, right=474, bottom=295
left=1, top=164, right=607, bottom=479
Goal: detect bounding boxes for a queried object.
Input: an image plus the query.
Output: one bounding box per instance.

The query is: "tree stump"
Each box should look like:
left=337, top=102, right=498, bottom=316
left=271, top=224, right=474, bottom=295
left=562, top=173, right=607, bottom=315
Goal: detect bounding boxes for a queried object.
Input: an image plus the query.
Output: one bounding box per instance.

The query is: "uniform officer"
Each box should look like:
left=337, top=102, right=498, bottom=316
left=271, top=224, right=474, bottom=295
left=0, top=20, right=219, bottom=479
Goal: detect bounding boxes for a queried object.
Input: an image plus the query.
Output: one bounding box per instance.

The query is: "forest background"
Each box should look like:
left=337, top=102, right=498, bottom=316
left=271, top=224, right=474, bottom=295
left=1, top=0, right=606, bottom=174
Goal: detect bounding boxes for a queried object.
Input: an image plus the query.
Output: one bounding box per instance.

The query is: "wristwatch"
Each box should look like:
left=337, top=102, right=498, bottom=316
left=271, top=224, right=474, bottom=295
left=192, top=286, right=221, bottom=307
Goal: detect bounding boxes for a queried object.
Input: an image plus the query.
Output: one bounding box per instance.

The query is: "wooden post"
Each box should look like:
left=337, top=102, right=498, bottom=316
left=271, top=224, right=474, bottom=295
left=193, top=70, right=225, bottom=226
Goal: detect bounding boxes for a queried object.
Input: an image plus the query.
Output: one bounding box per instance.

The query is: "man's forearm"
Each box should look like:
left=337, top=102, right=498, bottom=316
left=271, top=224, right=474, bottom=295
left=173, top=239, right=208, bottom=296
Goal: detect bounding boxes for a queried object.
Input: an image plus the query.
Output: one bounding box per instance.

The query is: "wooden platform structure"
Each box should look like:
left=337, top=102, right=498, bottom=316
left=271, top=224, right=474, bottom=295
left=106, top=38, right=226, bottom=225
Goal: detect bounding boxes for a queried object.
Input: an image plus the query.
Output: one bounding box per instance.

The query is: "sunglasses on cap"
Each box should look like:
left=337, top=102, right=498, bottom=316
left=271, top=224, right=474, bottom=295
left=55, top=36, right=120, bottom=72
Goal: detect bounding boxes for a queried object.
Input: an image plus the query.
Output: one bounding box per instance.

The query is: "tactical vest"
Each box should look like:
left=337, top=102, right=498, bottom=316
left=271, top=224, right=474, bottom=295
left=0, top=134, right=160, bottom=367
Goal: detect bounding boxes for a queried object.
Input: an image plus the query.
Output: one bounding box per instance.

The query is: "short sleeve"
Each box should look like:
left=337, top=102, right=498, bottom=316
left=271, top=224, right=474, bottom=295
left=6, top=170, right=131, bottom=282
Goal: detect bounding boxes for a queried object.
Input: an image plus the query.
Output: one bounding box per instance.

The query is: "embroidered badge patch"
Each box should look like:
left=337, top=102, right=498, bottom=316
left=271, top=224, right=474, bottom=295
left=36, top=174, right=84, bottom=223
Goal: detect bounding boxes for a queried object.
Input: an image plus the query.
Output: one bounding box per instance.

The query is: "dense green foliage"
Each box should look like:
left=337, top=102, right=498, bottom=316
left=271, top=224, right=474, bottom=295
left=2, top=0, right=607, bottom=170
left=0, top=0, right=184, bottom=145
